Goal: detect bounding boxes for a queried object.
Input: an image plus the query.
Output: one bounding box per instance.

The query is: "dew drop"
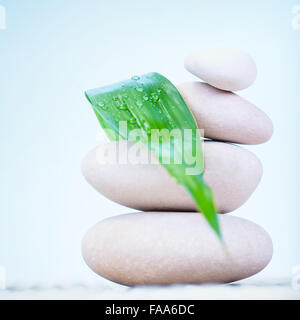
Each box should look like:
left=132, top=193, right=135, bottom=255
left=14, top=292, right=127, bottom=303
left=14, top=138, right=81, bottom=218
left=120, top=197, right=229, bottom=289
left=143, top=95, right=149, bottom=101
left=131, top=75, right=140, bottom=80
left=129, top=118, right=136, bottom=124
left=151, top=93, right=159, bottom=101
left=135, top=86, right=144, bottom=92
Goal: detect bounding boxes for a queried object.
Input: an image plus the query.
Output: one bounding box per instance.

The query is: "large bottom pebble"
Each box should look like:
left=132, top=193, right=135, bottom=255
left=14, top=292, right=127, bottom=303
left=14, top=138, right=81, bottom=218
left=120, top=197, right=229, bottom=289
left=82, top=212, right=272, bottom=286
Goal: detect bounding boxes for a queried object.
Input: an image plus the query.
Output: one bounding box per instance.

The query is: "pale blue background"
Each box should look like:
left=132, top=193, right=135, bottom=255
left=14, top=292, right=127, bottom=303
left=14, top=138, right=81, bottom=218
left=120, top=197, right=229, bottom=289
left=0, top=0, right=299, bottom=287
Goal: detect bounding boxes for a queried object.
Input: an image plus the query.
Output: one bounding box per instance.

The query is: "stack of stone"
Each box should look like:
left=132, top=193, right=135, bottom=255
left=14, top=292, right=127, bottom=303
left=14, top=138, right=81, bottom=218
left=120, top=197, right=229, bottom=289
left=81, top=49, right=273, bottom=286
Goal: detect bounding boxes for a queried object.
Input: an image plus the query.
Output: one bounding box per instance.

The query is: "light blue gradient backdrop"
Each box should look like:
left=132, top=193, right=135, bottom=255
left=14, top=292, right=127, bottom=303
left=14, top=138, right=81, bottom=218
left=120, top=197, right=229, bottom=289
left=0, top=0, right=299, bottom=287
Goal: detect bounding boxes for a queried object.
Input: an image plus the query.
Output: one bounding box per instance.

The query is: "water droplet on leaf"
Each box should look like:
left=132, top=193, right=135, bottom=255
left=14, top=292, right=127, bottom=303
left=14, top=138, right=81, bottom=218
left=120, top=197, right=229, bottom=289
left=131, top=75, right=140, bottom=80
left=135, top=87, right=144, bottom=92
left=151, top=93, right=159, bottom=101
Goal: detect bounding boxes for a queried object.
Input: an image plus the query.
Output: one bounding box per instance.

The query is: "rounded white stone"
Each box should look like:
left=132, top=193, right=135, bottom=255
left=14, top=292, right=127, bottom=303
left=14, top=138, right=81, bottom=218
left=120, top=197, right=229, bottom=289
left=82, top=212, right=273, bottom=285
left=177, top=82, right=273, bottom=144
left=185, top=49, right=257, bottom=91
left=82, top=141, right=262, bottom=213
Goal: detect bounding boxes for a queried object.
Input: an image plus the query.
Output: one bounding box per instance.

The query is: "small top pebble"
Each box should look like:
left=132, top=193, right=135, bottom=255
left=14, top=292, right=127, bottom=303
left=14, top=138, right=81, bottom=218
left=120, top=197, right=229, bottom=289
left=184, top=48, right=257, bottom=92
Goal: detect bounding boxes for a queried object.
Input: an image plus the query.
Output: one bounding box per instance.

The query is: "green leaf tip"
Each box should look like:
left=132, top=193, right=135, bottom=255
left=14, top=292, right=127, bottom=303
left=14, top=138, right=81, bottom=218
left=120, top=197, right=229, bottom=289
left=85, top=72, right=222, bottom=240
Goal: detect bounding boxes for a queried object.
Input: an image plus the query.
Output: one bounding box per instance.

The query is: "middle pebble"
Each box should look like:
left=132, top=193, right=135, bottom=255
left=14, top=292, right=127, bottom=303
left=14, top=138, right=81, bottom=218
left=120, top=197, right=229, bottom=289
left=82, top=140, right=262, bottom=213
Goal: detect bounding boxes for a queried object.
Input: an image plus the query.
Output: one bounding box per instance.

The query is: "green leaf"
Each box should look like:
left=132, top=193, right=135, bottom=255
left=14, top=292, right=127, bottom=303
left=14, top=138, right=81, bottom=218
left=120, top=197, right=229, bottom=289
left=85, top=72, right=221, bottom=239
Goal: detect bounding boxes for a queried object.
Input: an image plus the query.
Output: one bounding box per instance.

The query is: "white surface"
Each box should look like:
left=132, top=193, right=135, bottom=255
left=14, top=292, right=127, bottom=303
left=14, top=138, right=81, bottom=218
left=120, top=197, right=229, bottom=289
left=0, top=279, right=299, bottom=300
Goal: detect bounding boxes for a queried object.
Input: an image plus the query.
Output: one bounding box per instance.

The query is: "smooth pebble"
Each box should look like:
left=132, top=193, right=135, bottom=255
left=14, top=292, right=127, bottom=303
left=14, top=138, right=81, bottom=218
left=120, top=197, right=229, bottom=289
left=177, top=82, right=273, bottom=144
left=82, top=212, right=273, bottom=285
left=82, top=140, right=262, bottom=213
left=184, top=49, right=257, bottom=91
